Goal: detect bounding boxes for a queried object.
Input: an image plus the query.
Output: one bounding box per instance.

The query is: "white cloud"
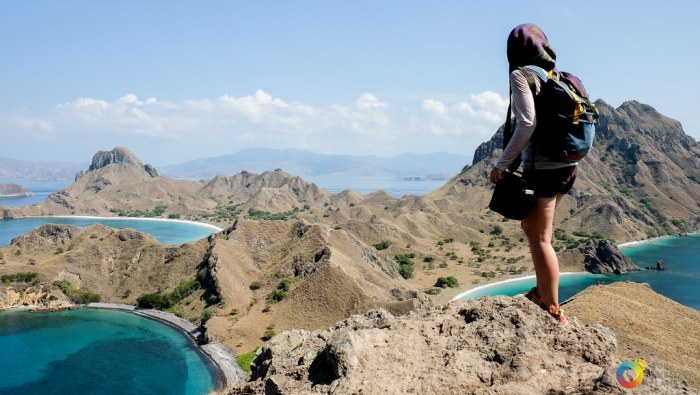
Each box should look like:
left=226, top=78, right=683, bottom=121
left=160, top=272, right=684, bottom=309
left=1, top=90, right=508, bottom=164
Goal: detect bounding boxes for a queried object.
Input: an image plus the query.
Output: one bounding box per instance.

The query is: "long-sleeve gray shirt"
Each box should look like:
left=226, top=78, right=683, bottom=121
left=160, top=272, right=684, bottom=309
left=494, top=69, right=577, bottom=171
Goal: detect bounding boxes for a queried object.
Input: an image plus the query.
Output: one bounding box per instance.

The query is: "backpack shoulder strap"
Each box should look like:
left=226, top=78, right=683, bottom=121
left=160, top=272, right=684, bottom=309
left=518, top=66, right=547, bottom=97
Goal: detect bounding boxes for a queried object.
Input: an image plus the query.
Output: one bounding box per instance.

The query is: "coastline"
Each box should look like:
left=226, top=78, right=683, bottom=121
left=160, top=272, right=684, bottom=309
left=85, top=302, right=243, bottom=390
left=34, top=215, right=225, bottom=232
left=617, top=230, right=699, bottom=248
left=448, top=271, right=591, bottom=303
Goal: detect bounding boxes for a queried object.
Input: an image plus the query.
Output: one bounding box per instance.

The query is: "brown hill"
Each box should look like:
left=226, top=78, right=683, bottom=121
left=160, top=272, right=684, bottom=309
left=0, top=224, right=211, bottom=315
left=565, top=281, right=700, bottom=391
left=197, top=219, right=428, bottom=353
left=0, top=220, right=427, bottom=355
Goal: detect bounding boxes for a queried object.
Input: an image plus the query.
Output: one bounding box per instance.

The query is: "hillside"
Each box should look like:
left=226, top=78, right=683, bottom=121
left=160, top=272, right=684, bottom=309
left=0, top=224, right=210, bottom=311
left=0, top=220, right=427, bottom=354
left=565, top=281, right=700, bottom=391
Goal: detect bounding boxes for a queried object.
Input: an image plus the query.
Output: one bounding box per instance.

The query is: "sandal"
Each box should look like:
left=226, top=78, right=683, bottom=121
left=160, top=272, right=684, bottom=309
left=523, top=287, right=545, bottom=308
left=548, top=307, right=568, bottom=325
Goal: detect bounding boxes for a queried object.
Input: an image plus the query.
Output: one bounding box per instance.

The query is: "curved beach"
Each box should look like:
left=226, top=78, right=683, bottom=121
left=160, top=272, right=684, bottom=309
left=86, top=303, right=244, bottom=389
left=449, top=271, right=591, bottom=302
left=36, top=215, right=225, bottom=232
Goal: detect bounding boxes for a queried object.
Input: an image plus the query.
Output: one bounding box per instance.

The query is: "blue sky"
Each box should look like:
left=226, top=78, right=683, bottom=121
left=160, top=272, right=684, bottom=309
left=2, top=1, right=698, bottom=166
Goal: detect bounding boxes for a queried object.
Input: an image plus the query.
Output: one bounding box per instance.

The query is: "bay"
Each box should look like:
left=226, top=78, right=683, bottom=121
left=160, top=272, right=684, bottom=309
left=458, top=233, right=700, bottom=311
left=0, top=308, right=217, bottom=395
left=0, top=217, right=219, bottom=247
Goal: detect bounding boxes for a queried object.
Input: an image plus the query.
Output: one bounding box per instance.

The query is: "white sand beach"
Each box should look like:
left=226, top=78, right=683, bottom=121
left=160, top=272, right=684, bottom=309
left=449, top=271, right=590, bottom=302
left=37, top=215, right=224, bottom=232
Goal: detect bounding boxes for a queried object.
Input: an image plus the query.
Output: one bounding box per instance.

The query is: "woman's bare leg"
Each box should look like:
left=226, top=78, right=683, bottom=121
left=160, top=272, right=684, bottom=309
left=521, top=194, right=564, bottom=313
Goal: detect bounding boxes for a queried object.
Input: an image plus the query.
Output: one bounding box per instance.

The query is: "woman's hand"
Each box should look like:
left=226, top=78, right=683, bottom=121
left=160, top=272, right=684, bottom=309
left=490, top=168, right=504, bottom=184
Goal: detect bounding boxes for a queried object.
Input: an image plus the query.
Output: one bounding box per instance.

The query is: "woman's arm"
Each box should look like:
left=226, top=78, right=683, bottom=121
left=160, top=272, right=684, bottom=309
left=493, top=69, right=538, bottom=172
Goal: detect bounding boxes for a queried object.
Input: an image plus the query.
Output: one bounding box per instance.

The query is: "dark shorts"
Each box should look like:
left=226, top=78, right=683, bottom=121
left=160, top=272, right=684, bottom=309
left=524, top=165, right=577, bottom=198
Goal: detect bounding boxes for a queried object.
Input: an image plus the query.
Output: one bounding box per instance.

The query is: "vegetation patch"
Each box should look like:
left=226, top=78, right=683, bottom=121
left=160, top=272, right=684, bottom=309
left=247, top=206, right=308, bottom=221
left=394, top=253, right=415, bottom=279
left=109, top=204, right=168, bottom=218
left=435, top=276, right=459, bottom=288
left=53, top=280, right=101, bottom=304
left=136, top=278, right=201, bottom=309
left=236, top=348, right=259, bottom=372
left=262, top=324, right=276, bottom=341
left=1, top=272, right=39, bottom=285
left=267, top=276, right=293, bottom=304
left=374, top=240, right=391, bottom=250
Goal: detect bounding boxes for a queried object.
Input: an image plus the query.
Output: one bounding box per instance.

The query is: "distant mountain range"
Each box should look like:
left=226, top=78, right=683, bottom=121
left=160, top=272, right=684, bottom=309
left=1, top=149, right=470, bottom=181
left=0, top=157, right=84, bottom=180
left=158, top=148, right=470, bottom=179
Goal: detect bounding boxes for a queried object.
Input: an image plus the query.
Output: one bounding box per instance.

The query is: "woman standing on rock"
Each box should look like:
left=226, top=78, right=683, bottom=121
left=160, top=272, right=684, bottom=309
left=489, top=24, right=576, bottom=324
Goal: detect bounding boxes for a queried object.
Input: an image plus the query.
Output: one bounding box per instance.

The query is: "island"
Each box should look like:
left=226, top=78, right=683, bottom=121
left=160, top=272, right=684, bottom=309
left=0, top=183, right=32, bottom=198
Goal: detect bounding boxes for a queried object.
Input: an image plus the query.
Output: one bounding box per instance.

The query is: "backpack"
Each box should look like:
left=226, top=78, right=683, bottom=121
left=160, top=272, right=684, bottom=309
left=520, top=65, right=599, bottom=162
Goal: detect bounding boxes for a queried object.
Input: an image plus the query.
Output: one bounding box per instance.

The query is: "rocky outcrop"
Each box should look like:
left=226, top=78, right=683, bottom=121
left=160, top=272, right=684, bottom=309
left=646, top=259, right=666, bottom=271
left=579, top=240, right=641, bottom=274
left=471, top=124, right=504, bottom=166
left=89, top=146, right=143, bottom=171
left=87, top=146, right=158, bottom=178
left=231, top=296, right=688, bottom=394
left=0, top=183, right=32, bottom=197
left=0, top=285, right=73, bottom=311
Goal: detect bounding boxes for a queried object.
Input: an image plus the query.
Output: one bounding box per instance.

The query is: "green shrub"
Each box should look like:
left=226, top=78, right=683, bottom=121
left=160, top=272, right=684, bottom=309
left=170, top=278, right=200, bottom=304
left=136, top=293, right=170, bottom=309
left=395, top=253, right=415, bottom=279
left=236, top=348, right=259, bottom=372
left=423, top=256, right=435, bottom=263
left=374, top=240, right=391, bottom=250
left=278, top=275, right=293, bottom=292
left=249, top=281, right=263, bottom=290
left=1, top=272, right=39, bottom=284
left=480, top=271, right=496, bottom=279
left=247, top=207, right=299, bottom=221
left=53, top=280, right=101, bottom=304
left=168, top=213, right=181, bottom=219
left=435, top=276, right=459, bottom=288
left=262, top=325, right=276, bottom=341
left=201, top=307, right=215, bottom=323
left=267, top=289, right=286, bottom=303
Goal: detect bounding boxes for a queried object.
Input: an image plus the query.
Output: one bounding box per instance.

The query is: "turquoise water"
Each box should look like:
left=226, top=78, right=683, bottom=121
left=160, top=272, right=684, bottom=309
left=0, top=308, right=217, bottom=395
left=0, top=178, right=73, bottom=208
left=460, top=233, right=700, bottom=311
left=457, top=272, right=613, bottom=302
left=0, top=217, right=218, bottom=247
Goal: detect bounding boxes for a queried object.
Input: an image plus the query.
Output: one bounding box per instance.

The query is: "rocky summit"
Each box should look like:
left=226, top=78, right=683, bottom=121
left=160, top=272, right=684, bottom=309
left=231, top=295, right=691, bottom=395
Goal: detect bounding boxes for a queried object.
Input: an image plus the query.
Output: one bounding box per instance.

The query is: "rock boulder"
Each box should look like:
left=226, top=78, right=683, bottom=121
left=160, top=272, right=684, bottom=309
left=580, top=240, right=641, bottom=274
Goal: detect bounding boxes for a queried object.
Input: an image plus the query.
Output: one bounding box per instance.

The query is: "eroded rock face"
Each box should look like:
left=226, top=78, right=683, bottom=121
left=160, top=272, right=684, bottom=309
left=89, top=147, right=144, bottom=171
left=87, top=146, right=158, bottom=178
left=234, top=297, right=627, bottom=394
left=580, top=240, right=641, bottom=274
